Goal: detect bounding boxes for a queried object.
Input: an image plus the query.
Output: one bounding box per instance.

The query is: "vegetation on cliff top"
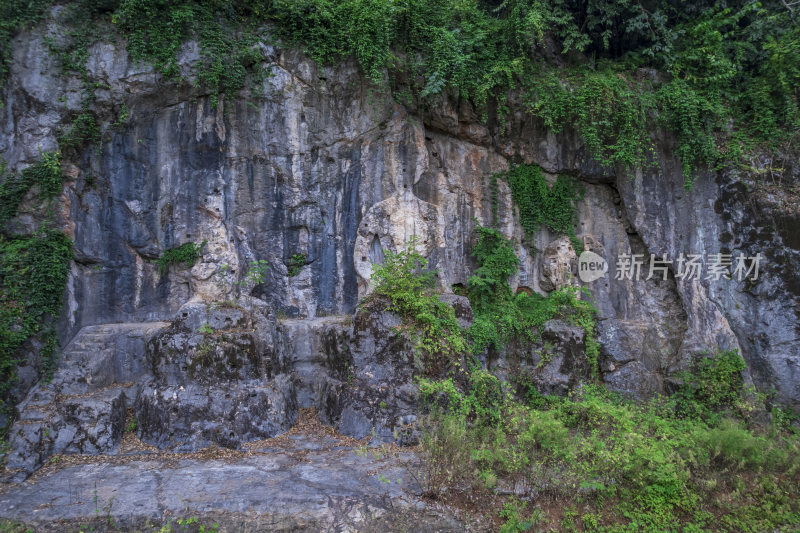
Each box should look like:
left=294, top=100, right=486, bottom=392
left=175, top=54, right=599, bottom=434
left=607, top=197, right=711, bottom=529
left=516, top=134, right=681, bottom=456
left=1, top=0, right=798, bottom=188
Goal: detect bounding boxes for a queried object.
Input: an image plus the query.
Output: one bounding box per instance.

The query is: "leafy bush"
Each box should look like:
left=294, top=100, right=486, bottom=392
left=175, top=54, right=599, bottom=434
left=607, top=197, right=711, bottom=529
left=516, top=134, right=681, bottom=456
left=238, top=259, right=269, bottom=286
left=419, top=379, right=800, bottom=531
left=367, top=238, right=466, bottom=373
left=671, top=349, right=748, bottom=421
left=286, top=253, right=306, bottom=277
left=156, top=240, right=206, bottom=275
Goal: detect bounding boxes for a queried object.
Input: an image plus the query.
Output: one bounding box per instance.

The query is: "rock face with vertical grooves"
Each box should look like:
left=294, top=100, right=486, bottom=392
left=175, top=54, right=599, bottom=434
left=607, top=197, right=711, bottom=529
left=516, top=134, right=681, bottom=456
left=1, top=18, right=800, bottom=483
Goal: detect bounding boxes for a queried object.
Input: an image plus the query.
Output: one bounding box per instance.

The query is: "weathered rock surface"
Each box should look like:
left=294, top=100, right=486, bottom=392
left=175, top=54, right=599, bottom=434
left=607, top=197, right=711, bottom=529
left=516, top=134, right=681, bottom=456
left=135, top=298, right=299, bottom=451
left=275, top=316, right=353, bottom=424
left=539, top=236, right=577, bottom=292
left=333, top=300, right=422, bottom=445
left=4, top=323, right=166, bottom=478
left=491, top=320, right=589, bottom=397
left=2, top=10, right=800, bottom=488
left=0, top=425, right=470, bottom=532
left=5, top=296, right=433, bottom=477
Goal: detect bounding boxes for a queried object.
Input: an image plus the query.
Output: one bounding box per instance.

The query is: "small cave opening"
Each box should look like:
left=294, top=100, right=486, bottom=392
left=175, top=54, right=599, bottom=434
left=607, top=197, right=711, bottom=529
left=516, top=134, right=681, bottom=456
left=451, top=283, right=467, bottom=296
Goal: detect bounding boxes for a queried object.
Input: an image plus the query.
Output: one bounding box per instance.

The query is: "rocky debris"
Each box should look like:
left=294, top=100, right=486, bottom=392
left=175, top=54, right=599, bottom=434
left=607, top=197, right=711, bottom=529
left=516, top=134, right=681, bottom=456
left=0, top=411, right=470, bottom=532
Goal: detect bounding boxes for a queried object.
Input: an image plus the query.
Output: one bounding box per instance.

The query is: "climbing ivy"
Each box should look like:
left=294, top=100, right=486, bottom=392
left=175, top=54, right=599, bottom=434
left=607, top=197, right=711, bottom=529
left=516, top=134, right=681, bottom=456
left=112, top=0, right=266, bottom=108
left=522, top=65, right=656, bottom=172
left=0, top=231, right=73, bottom=425
left=0, top=149, right=72, bottom=434
left=0, top=152, right=63, bottom=224
left=496, top=164, right=583, bottom=253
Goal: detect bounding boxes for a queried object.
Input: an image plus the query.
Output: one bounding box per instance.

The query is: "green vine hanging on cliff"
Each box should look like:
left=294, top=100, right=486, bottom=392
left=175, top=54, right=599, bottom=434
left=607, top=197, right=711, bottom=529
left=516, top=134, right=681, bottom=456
left=0, top=152, right=63, bottom=224
left=495, top=164, right=583, bottom=253
left=2, top=0, right=798, bottom=189
left=0, top=231, right=73, bottom=427
left=3, top=0, right=797, bottom=186
left=0, top=152, right=72, bottom=432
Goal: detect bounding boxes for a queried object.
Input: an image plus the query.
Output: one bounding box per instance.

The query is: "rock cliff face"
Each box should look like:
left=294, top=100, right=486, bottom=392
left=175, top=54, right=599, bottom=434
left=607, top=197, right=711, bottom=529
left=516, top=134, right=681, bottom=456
left=2, top=22, right=799, bottom=474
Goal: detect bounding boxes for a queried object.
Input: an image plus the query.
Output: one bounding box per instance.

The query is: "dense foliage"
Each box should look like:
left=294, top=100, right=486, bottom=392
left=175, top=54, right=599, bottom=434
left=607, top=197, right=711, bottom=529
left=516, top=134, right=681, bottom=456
left=367, top=238, right=467, bottom=373
left=286, top=253, right=307, bottom=277
left=419, top=351, right=800, bottom=531
left=467, top=225, right=598, bottom=374
left=1, top=0, right=797, bottom=186
left=493, top=164, right=583, bottom=251
left=0, top=231, right=73, bottom=417
left=0, top=149, right=72, bottom=433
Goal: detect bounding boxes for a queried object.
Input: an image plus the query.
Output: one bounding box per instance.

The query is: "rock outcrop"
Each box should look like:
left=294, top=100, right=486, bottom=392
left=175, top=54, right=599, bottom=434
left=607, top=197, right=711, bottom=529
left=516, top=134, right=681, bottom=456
left=2, top=14, right=799, bottom=480
left=6, top=296, right=435, bottom=478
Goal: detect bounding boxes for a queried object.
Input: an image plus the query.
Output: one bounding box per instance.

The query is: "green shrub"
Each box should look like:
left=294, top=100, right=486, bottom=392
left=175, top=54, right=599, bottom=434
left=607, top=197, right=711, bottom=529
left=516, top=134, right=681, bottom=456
left=237, top=259, right=269, bottom=286
left=494, top=165, right=583, bottom=252
left=671, top=349, right=747, bottom=420
left=286, top=253, right=306, bottom=277
left=156, top=240, right=206, bottom=275
left=368, top=238, right=466, bottom=373
left=419, top=378, right=800, bottom=531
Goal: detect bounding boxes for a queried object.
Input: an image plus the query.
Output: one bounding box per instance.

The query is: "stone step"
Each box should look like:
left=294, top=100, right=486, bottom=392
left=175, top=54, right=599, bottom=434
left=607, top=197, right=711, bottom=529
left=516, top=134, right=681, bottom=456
left=6, top=385, right=130, bottom=476
left=276, top=316, right=351, bottom=411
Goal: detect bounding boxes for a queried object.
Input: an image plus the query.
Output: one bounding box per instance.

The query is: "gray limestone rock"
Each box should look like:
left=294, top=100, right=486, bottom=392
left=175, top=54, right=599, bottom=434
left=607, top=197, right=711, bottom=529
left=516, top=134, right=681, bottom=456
left=2, top=17, right=800, bottom=492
